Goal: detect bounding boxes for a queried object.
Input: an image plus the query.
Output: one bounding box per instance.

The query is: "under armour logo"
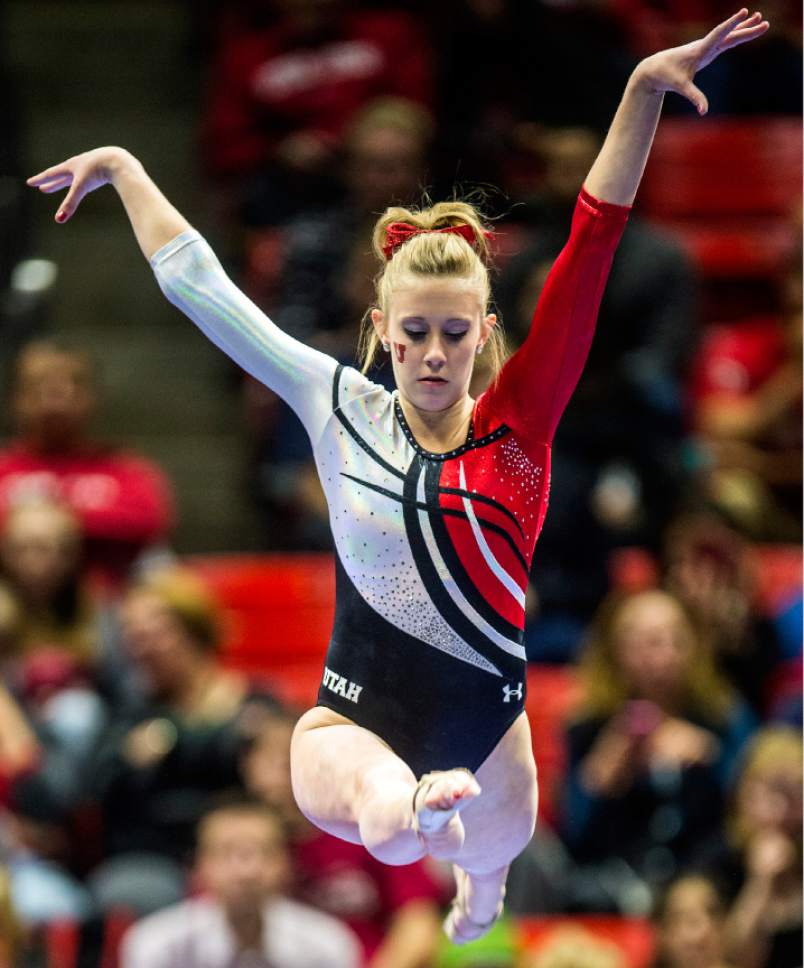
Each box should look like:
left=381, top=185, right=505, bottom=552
left=502, top=682, right=523, bottom=703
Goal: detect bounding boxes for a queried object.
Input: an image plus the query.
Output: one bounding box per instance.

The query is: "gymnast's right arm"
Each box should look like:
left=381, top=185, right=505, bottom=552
left=27, top=146, right=336, bottom=436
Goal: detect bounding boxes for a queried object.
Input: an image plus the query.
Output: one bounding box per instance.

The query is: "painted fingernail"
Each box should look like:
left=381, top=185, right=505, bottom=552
left=56, top=210, right=65, bottom=222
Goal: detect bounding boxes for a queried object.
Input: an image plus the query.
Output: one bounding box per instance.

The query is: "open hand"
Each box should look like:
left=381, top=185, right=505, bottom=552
left=634, top=9, right=769, bottom=115
left=27, top=146, right=132, bottom=223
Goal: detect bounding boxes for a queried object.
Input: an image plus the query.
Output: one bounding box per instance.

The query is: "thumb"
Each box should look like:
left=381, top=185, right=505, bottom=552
left=681, top=80, right=709, bottom=116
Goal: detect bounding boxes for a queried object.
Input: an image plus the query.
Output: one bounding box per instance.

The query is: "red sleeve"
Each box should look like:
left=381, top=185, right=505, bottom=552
left=480, top=187, right=630, bottom=448
left=76, top=456, right=174, bottom=544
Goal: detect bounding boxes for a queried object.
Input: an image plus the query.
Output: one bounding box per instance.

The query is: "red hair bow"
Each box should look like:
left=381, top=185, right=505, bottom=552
left=382, top=222, right=493, bottom=261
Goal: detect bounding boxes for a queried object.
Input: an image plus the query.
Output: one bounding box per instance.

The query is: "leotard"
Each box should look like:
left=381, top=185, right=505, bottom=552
left=151, top=187, right=629, bottom=777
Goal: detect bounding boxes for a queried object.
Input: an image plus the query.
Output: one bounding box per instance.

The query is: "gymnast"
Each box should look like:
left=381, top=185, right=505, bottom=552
left=28, top=9, right=768, bottom=944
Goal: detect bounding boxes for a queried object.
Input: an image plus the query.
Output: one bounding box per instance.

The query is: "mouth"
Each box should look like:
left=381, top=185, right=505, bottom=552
left=418, top=376, right=448, bottom=384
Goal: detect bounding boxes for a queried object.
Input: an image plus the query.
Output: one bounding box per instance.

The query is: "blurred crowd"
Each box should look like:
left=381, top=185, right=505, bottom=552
left=0, top=1, right=800, bottom=966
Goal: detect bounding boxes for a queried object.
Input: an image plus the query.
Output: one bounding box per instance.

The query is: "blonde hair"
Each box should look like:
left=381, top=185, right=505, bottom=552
left=128, top=568, right=222, bottom=652
left=358, top=200, right=507, bottom=380
left=577, top=588, right=734, bottom=721
left=346, top=95, right=434, bottom=150
left=729, top=726, right=803, bottom=847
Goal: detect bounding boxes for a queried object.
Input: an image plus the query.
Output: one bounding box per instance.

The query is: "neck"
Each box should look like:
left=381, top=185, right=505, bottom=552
left=170, top=659, right=214, bottom=713
left=25, top=432, right=88, bottom=456
left=398, top=392, right=474, bottom=453
left=226, top=904, right=264, bottom=950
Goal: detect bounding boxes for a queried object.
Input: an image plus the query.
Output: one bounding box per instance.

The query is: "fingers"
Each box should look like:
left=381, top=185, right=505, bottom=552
left=710, top=9, right=768, bottom=47
left=26, top=162, right=73, bottom=187
left=708, top=8, right=752, bottom=42
left=32, top=174, right=73, bottom=195
left=723, top=14, right=769, bottom=48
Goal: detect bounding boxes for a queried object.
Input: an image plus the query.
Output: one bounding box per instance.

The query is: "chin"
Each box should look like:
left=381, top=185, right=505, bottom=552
left=405, top=382, right=462, bottom=411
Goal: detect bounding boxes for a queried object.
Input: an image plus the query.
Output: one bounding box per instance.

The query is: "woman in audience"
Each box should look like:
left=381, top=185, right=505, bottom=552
left=653, top=874, right=734, bottom=968
left=0, top=500, right=97, bottom=663
left=661, top=511, right=784, bottom=718
left=563, top=588, right=754, bottom=911
left=87, top=567, right=278, bottom=917
left=715, top=727, right=802, bottom=968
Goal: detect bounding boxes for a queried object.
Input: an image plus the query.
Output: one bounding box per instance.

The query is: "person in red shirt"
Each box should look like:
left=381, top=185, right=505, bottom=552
left=201, top=0, right=433, bottom=226
left=0, top=341, right=174, bottom=591
left=240, top=708, right=443, bottom=968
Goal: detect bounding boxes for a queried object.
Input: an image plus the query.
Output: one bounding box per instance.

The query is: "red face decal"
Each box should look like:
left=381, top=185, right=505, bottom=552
left=393, top=342, right=406, bottom=363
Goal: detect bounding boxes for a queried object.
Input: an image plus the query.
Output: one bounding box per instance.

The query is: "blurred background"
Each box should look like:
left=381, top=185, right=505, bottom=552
left=0, top=1, right=800, bottom=966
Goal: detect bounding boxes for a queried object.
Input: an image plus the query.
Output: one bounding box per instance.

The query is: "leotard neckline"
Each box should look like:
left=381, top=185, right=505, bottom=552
left=393, top=393, right=508, bottom=462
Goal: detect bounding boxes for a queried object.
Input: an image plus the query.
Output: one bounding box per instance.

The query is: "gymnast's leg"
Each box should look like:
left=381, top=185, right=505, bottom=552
left=446, top=711, right=539, bottom=943
left=291, top=707, right=480, bottom=865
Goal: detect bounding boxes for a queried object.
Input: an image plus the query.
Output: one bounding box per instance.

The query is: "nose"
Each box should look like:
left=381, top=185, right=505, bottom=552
left=423, top=335, right=447, bottom=370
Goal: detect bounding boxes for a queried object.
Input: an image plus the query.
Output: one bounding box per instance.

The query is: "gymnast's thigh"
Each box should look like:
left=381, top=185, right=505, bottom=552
left=455, top=712, right=539, bottom=873
left=290, top=705, right=417, bottom=841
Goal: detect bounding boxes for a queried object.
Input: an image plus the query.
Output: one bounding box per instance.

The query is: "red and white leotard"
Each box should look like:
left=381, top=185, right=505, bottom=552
left=151, top=187, right=629, bottom=775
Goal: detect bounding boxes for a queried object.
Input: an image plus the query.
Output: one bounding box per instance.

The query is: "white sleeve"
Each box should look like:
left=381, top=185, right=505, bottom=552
left=119, top=921, right=173, bottom=968
left=150, top=230, right=338, bottom=444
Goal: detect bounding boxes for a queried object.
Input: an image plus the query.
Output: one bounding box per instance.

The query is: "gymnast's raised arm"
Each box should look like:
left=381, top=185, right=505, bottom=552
left=26, top=147, right=337, bottom=438
left=487, top=9, right=769, bottom=445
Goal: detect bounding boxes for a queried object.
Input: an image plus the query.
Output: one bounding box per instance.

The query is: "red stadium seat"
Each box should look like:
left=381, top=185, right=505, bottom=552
left=99, top=910, right=136, bottom=968
left=752, top=544, right=803, bottom=615
left=45, top=921, right=79, bottom=968
left=518, top=915, right=656, bottom=968
left=658, top=219, right=798, bottom=280
left=640, top=119, right=802, bottom=220
left=525, top=665, right=584, bottom=828
left=187, top=553, right=334, bottom=677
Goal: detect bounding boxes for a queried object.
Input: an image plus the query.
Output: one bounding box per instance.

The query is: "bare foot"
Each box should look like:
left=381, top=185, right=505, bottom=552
left=412, top=769, right=480, bottom=859
left=444, top=865, right=505, bottom=945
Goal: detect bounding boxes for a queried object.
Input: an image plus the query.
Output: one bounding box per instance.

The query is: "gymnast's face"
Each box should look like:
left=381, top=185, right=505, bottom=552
left=372, top=278, right=496, bottom=412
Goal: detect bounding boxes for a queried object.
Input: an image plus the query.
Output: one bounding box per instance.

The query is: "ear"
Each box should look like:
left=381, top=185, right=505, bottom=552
left=370, top=308, right=387, bottom=343
left=481, top=313, right=497, bottom=342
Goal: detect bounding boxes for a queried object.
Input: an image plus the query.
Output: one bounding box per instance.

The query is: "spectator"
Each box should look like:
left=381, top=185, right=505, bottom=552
left=0, top=864, right=23, bottom=968
left=0, top=499, right=111, bottom=785
left=0, top=679, right=40, bottom=800
left=121, top=797, right=360, bottom=968
left=497, top=125, right=698, bottom=659
left=0, top=340, right=175, bottom=592
left=653, top=874, right=734, bottom=968
left=201, top=0, right=432, bottom=227
left=562, top=589, right=755, bottom=913
left=0, top=500, right=97, bottom=663
left=241, top=707, right=443, bottom=968
left=87, top=568, right=278, bottom=916
left=662, top=511, right=784, bottom=717
left=689, top=254, right=802, bottom=542
left=709, top=727, right=802, bottom=968
left=0, top=678, right=97, bottom=928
